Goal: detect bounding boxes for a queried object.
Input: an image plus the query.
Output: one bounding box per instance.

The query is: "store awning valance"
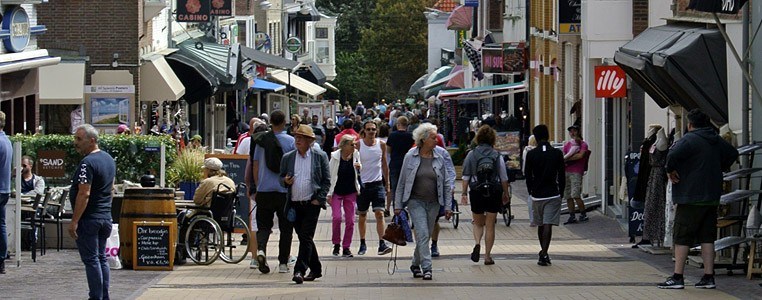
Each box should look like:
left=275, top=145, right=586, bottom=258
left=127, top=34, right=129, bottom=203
left=270, top=70, right=326, bottom=97
left=165, top=41, right=237, bottom=104
left=140, top=55, right=185, bottom=102
left=240, top=45, right=300, bottom=70
left=0, top=54, right=60, bottom=75
left=437, top=82, right=527, bottom=100
left=38, top=62, right=85, bottom=105
left=614, top=24, right=727, bottom=124
left=295, top=60, right=326, bottom=85
left=251, top=78, right=286, bottom=92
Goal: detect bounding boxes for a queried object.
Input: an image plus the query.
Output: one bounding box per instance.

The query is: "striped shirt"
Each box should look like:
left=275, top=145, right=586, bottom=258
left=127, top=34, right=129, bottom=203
left=292, top=150, right=313, bottom=202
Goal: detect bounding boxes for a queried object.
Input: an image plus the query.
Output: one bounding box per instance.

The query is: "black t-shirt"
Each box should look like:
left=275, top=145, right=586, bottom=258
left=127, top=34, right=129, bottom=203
left=70, top=150, right=116, bottom=220
left=334, top=158, right=357, bottom=195
left=21, top=175, right=35, bottom=194
left=387, top=130, right=414, bottom=173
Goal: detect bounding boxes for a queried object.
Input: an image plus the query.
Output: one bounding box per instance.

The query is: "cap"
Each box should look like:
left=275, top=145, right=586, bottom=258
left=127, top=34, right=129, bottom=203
left=567, top=125, right=580, bottom=132
left=117, top=124, right=128, bottom=133
left=203, top=157, right=223, bottom=171
left=191, top=134, right=202, bottom=141
left=293, top=124, right=316, bottom=139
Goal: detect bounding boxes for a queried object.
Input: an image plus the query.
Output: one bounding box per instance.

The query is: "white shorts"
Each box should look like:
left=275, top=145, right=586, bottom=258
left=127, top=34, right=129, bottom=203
left=249, top=198, right=258, bottom=232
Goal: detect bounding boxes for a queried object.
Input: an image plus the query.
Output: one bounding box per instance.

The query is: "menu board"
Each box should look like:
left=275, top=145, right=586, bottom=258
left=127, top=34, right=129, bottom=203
left=133, top=221, right=175, bottom=271
left=205, top=154, right=250, bottom=226
left=495, top=131, right=522, bottom=170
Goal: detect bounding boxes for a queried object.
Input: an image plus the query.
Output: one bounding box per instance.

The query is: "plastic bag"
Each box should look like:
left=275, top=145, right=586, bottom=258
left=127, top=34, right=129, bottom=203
left=105, top=224, right=122, bottom=269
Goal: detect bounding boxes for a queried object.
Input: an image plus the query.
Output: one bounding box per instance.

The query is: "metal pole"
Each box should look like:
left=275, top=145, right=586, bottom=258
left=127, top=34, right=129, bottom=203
left=160, top=144, right=166, bottom=188
left=741, top=5, right=749, bottom=169
left=13, top=141, right=21, bottom=266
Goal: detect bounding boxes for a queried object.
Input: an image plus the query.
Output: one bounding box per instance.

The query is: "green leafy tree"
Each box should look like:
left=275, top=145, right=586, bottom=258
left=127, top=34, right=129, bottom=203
left=359, top=0, right=428, bottom=100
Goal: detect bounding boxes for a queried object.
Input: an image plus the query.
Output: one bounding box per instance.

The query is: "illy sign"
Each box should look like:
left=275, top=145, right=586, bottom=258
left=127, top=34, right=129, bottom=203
left=594, top=66, right=627, bottom=98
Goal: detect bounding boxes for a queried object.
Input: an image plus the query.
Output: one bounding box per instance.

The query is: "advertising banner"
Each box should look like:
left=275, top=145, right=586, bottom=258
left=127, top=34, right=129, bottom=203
left=177, top=0, right=211, bottom=22
left=558, top=0, right=581, bottom=34
left=210, top=0, right=232, bottom=16
left=594, top=66, right=627, bottom=98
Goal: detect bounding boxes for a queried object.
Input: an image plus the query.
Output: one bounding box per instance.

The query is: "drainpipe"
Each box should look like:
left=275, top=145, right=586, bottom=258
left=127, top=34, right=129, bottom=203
left=741, top=5, right=749, bottom=168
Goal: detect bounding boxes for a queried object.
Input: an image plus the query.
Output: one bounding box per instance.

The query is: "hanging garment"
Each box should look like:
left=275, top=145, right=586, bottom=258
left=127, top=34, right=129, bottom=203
left=643, top=147, right=668, bottom=244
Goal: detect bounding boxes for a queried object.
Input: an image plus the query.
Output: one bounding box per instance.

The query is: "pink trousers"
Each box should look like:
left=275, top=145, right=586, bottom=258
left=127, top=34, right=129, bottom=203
left=331, top=193, right=357, bottom=248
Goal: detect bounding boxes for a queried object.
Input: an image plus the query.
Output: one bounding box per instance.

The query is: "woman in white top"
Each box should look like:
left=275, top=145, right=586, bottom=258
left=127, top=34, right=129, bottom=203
left=326, top=135, right=362, bottom=257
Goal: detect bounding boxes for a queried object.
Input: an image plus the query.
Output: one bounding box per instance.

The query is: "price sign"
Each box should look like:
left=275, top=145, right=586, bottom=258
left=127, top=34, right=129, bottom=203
left=133, top=221, right=175, bottom=271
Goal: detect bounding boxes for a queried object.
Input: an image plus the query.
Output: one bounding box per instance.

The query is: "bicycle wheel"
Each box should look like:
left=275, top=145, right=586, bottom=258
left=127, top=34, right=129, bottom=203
left=220, top=216, right=252, bottom=264
left=185, top=217, right=222, bottom=265
left=452, top=201, right=460, bottom=229
left=502, top=204, right=512, bottom=227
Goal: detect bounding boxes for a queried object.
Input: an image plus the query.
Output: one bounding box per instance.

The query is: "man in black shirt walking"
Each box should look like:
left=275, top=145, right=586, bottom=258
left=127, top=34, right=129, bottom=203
left=69, top=124, right=116, bottom=300
left=524, top=125, right=565, bottom=266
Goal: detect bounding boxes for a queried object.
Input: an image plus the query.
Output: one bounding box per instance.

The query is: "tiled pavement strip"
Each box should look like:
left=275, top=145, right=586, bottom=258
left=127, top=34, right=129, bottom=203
left=2, top=181, right=757, bottom=299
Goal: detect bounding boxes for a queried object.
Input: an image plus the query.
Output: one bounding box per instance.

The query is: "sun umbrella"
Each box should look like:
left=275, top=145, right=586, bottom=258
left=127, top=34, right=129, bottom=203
left=409, top=73, right=429, bottom=95
left=445, top=70, right=464, bottom=88
left=446, top=6, right=473, bottom=30
left=423, top=66, right=453, bottom=98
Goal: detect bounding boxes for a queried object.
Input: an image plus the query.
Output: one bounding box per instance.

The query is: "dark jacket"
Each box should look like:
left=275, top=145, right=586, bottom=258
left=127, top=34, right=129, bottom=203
left=250, top=130, right=283, bottom=173
left=279, top=147, right=331, bottom=207
left=665, top=127, right=738, bottom=205
left=524, top=142, right=566, bottom=198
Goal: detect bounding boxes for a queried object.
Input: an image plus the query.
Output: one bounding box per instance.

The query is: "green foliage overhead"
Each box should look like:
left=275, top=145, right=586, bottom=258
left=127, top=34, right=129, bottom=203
left=10, top=134, right=177, bottom=184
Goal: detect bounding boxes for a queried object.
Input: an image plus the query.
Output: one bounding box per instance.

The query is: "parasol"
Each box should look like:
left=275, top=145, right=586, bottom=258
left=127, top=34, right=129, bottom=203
left=446, top=6, right=473, bottom=30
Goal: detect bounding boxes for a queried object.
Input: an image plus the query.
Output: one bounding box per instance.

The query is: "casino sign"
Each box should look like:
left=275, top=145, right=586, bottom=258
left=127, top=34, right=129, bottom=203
left=0, top=6, right=48, bottom=53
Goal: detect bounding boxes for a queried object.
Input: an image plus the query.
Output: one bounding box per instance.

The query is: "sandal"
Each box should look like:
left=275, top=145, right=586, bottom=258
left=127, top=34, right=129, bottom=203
left=410, top=265, right=423, bottom=278
left=422, top=270, right=432, bottom=280
left=484, top=257, right=495, bottom=265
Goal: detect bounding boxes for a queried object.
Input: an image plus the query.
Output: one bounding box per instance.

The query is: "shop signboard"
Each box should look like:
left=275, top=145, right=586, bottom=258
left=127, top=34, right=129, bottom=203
left=558, top=0, right=581, bottom=34
left=36, top=150, right=67, bottom=178
left=177, top=0, right=211, bottom=23
left=465, top=0, right=479, bottom=7
left=285, top=37, right=302, bottom=53
left=84, top=85, right=135, bottom=133
left=210, top=0, right=233, bottom=16
left=482, top=48, right=504, bottom=74
left=2, top=6, right=30, bottom=53
left=688, top=0, right=748, bottom=14
left=255, top=32, right=272, bottom=52
left=594, top=66, right=627, bottom=98
left=503, top=42, right=527, bottom=73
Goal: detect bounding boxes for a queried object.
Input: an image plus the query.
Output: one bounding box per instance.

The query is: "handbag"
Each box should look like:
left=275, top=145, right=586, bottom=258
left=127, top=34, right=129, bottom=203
left=382, top=216, right=407, bottom=246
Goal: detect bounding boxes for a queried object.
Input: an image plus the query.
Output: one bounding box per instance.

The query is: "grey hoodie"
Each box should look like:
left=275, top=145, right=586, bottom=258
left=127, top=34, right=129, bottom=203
left=665, top=127, right=738, bottom=205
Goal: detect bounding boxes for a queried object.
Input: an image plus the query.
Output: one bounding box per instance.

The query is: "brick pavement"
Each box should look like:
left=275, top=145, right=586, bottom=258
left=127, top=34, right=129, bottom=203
left=2, top=180, right=758, bottom=299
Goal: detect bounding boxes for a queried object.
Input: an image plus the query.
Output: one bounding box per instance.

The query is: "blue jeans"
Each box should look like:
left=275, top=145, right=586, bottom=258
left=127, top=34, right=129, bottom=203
left=76, top=218, right=113, bottom=300
left=0, top=193, right=8, bottom=262
left=408, top=199, right=440, bottom=272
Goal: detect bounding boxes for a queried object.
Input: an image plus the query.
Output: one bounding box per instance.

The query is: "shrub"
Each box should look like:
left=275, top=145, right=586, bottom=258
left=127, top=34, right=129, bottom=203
left=165, top=147, right=205, bottom=187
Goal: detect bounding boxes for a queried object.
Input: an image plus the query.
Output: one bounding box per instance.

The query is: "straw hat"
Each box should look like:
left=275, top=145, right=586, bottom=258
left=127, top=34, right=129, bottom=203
left=293, top=124, right=315, bottom=139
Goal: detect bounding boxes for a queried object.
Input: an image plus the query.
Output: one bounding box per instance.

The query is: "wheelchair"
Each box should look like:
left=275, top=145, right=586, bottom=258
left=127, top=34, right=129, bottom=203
left=179, top=182, right=251, bottom=265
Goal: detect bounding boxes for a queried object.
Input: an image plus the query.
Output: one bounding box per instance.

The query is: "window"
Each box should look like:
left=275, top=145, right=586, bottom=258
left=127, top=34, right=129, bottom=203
left=489, top=0, right=504, bottom=31
left=316, top=40, right=329, bottom=63
left=316, top=27, right=328, bottom=39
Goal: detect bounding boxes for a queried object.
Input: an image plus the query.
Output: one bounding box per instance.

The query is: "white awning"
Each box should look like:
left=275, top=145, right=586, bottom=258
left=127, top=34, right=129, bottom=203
left=39, top=62, right=86, bottom=105
left=270, top=70, right=327, bottom=98
left=324, top=82, right=339, bottom=92
left=140, top=55, right=185, bottom=102
left=0, top=56, right=60, bottom=75
left=438, top=82, right=527, bottom=100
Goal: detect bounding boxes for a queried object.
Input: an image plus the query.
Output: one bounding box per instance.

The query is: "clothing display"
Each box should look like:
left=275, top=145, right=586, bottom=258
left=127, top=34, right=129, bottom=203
left=643, top=146, right=668, bottom=245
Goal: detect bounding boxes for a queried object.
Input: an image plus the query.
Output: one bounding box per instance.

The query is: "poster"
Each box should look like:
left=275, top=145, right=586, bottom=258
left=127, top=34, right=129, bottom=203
left=90, top=97, right=130, bottom=126
left=495, top=131, right=521, bottom=170
left=296, top=102, right=326, bottom=125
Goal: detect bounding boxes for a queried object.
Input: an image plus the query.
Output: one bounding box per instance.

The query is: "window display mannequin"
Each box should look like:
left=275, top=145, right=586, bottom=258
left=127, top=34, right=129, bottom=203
left=643, top=124, right=669, bottom=248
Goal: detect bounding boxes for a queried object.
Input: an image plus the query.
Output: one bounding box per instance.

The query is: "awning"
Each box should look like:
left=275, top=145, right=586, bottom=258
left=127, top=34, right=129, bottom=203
left=140, top=55, right=185, bottom=102
left=38, top=62, right=85, bottom=105
left=251, top=78, right=285, bottom=92
left=0, top=54, right=60, bottom=75
left=270, top=70, right=327, bottom=97
left=240, top=45, right=300, bottom=70
left=422, top=66, right=462, bottom=90
left=165, top=41, right=237, bottom=103
left=614, top=24, right=727, bottom=124
left=324, top=82, right=339, bottom=92
left=409, top=73, right=428, bottom=95
left=438, top=82, right=527, bottom=100
left=295, top=60, right=326, bottom=85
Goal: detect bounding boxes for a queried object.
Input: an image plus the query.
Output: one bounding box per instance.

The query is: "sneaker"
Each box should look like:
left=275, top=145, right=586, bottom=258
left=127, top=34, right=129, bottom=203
left=333, top=244, right=340, bottom=256
left=0, top=260, right=5, bottom=274
left=288, top=255, right=297, bottom=267
left=543, top=253, right=551, bottom=265
left=358, top=243, right=367, bottom=255
left=278, top=263, right=289, bottom=273
left=422, top=270, right=433, bottom=280
left=563, top=216, right=578, bottom=225
left=384, top=210, right=391, bottom=217
left=537, top=252, right=549, bottom=266
left=256, top=250, right=270, bottom=274
left=695, top=276, right=716, bottom=289
left=292, top=272, right=304, bottom=284
left=342, top=248, right=354, bottom=257
left=578, top=214, right=589, bottom=222
left=470, top=245, right=480, bottom=262
left=657, top=276, right=685, bottom=289
left=249, top=258, right=258, bottom=269
left=378, top=242, right=393, bottom=255
left=410, top=265, right=423, bottom=278
left=431, top=244, right=440, bottom=257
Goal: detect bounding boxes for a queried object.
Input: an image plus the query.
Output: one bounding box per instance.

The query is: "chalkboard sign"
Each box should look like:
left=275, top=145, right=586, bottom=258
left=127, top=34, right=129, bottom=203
left=133, top=221, right=176, bottom=271
left=205, top=154, right=250, bottom=226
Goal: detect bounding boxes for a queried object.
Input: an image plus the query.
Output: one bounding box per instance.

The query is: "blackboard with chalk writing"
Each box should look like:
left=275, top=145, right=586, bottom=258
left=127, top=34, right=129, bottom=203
left=205, top=154, right=251, bottom=226
left=133, top=221, right=176, bottom=271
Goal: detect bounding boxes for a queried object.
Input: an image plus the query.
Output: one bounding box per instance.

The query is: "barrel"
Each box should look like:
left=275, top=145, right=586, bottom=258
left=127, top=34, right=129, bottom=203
left=119, top=187, right=176, bottom=269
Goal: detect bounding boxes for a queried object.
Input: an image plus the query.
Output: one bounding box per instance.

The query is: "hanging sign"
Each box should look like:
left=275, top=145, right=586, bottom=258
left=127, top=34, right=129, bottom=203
left=285, top=37, right=302, bottom=53
left=594, top=66, right=627, bottom=98
left=558, top=0, right=581, bottom=34
left=177, top=0, right=211, bottom=22
left=464, top=0, right=479, bottom=7
left=688, top=0, right=747, bottom=14
left=2, top=6, right=31, bottom=53
left=210, top=0, right=233, bottom=16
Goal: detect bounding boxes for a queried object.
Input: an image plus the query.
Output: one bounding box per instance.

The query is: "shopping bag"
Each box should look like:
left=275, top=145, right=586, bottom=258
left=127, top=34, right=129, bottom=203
left=105, top=224, right=122, bottom=269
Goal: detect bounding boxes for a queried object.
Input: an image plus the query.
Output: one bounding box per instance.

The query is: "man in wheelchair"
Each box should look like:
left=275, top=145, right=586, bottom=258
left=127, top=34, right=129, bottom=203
left=176, top=157, right=236, bottom=264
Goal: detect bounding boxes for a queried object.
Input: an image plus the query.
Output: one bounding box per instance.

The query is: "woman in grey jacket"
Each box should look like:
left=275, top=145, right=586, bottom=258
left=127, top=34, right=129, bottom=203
left=394, top=123, right=452, bottom=280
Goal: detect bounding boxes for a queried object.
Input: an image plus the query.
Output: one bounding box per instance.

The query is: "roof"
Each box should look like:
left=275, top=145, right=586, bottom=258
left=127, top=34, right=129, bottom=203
left=433, top=0, right=459, bottom=12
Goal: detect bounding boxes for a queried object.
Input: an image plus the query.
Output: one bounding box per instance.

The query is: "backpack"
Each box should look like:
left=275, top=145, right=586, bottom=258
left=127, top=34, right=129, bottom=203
left=470, top=148, right=502, bottom=198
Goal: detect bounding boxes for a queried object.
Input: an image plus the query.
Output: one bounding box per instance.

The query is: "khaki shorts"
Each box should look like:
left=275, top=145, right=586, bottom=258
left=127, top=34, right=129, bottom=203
left=563, top=172, right=583, bottom=199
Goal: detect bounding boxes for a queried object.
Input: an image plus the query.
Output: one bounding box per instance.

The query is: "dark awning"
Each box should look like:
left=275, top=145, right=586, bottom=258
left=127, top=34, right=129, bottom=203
left=295, top=60, right=326, bottom=85
left=165, top=41, right=242, bottom=104
left=614, top=24, right=728, bottom=124
left=240, top=45, right=300, bottom=70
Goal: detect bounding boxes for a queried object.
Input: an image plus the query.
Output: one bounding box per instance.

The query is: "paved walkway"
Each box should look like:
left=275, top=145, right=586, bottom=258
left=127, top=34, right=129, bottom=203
left=2, top=181, right=757, bottom=299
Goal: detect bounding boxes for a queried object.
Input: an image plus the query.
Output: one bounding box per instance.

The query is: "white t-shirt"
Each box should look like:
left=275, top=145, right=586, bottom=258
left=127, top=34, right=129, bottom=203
left=235, top=137, right=251, bottom=155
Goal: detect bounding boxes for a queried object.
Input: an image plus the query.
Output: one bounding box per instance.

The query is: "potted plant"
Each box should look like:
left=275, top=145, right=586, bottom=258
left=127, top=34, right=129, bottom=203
left=167, top=148, right=205, bottom=200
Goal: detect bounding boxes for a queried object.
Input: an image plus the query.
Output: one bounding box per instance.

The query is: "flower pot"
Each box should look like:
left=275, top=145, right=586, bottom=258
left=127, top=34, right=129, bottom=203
left=178, top=181, right=200, bottom=200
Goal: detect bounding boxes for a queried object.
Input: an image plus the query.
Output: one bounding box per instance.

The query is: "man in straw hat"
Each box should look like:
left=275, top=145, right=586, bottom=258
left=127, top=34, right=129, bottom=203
left=280, top=125, right=330, bottom=284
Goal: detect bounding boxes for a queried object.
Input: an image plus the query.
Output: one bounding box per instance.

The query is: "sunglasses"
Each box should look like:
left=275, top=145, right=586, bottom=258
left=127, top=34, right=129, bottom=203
left=365, top=128, right=377, bottom=131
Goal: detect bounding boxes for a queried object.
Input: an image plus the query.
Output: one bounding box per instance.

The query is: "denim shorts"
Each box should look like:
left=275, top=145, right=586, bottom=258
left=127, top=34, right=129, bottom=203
left=357, top=181, right=386, bottom=213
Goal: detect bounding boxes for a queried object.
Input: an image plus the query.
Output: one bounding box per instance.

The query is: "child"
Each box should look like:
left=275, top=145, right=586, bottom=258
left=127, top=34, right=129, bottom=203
left=564, top=137, right=582, bottom=160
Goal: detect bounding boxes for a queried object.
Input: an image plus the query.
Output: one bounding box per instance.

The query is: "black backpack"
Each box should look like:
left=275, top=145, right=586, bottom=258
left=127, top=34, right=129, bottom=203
left=471, top=149, right=502, bottom=198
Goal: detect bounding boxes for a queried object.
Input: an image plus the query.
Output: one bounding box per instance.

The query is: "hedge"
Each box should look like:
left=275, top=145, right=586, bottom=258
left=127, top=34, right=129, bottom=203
left=10, top=134, right=177, bottom=184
